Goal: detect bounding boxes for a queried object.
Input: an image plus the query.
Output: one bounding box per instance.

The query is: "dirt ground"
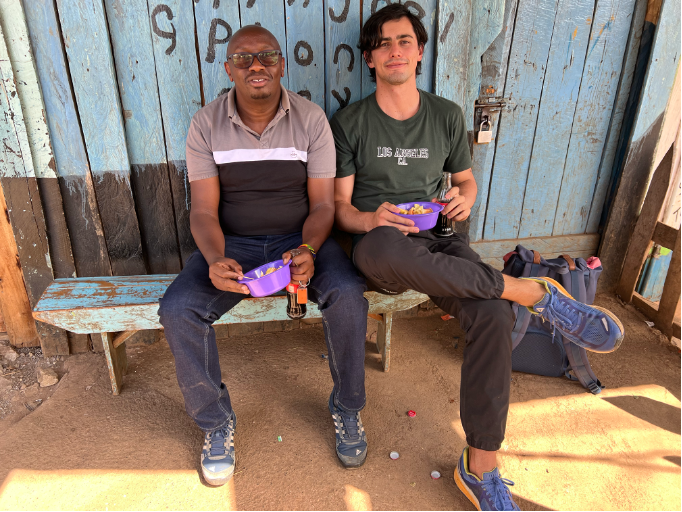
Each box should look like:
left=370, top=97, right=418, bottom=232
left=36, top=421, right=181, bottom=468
left=0, top=294, right=679, bottom=511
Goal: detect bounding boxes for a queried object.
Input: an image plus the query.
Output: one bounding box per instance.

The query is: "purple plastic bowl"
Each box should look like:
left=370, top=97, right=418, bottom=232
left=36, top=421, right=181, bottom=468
left=395, top=201, right=444, bottom=231
left=238, top=259, right=292, bottom=297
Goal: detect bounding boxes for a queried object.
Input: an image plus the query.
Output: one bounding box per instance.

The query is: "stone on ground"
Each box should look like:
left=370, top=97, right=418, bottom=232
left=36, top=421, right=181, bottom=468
left=0, top=345, right=18, bottom=362
left=36, top=368, right=59, bottom=387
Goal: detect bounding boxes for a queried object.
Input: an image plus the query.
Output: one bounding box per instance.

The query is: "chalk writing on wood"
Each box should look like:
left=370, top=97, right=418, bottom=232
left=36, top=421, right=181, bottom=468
left=294, top=41, right=313, bottom=66
left=329, top=0, right=351, bottom=22
left=334, top=44, right=355, bottom=71
left=151, top=4, right=176, bottom=55
left=194, top=0, right=239, bottom=105
left=285, top=0, right=324, bottom=108
left=206, top=19, right=232, bottom=63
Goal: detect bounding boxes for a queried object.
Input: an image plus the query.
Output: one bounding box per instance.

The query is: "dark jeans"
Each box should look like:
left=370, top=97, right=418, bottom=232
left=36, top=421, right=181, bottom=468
left=159, top=232, right=369, bottom=432
left=353, top=227, right=513, bottom=451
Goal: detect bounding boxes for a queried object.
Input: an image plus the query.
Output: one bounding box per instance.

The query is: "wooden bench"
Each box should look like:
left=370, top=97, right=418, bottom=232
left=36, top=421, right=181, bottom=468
left=32, top=276, right=428, bottom=395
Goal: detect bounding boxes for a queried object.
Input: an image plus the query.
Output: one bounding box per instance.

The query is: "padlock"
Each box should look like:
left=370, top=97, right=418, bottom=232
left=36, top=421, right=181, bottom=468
left=477, top=118, right=493, bottom=144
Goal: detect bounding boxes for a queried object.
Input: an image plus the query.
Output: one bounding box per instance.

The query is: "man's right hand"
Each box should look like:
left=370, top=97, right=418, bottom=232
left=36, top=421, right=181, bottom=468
left=208, top=257, right=250, bottom=294
left=369, top=202, right=419, bottom=235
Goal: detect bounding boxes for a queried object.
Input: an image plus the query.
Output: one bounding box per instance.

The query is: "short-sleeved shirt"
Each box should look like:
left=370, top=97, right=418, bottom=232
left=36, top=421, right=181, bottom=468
left=330, top=90, right=472, bottom=214
left=186, top=86, right=336, bottom=236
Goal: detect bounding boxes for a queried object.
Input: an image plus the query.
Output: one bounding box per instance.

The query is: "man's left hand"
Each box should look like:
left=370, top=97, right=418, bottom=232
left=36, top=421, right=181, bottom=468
left=433, top=186, right=471, bottom=221
left=282, top=247, right=315, bottom=284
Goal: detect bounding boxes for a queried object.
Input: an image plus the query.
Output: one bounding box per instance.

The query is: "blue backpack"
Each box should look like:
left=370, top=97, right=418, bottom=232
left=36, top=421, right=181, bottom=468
left=502, top=245, right=604, bottom=395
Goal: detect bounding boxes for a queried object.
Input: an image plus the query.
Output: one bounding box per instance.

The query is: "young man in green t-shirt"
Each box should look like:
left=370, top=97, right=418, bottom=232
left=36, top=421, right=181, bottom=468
left=331, top=5, right=624, bottom=510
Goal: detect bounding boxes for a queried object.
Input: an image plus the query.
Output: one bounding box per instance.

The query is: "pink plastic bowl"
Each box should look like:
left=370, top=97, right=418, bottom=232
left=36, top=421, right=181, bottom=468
left=238, top=259, right=292, bottom=297
left=395, top=201, right=444, bottom=231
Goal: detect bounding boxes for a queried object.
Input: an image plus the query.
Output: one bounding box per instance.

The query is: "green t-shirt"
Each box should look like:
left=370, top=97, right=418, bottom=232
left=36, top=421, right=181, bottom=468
left=330, top=90, right=472, bottom=214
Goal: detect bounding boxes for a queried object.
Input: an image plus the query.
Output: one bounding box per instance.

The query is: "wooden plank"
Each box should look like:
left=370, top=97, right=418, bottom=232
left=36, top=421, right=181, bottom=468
left=0, top=24, right=67, bottom=354
left=324, top=0, right=362, bottom=117
left=33, top=278, right=427, bottom=332
left=656, top=227, right=680, bottom=338
left=632, top=291, right=658, bottom=317
left=472, top=232, right=600, bottom=270
left=463, top=0, right=504, bottom=130
left=285, top=0, right=325, bottom=109
left=194, top=0, right=240, bottom=105
left=434, top=0, right=472, bottom=106
left=360, top=0, right=437, bottom=99
left=23, top=0, right=112, bottom=279
left=148, top=0, right=202, bottom=264
left=239, top=0, right=289, bottom=89
left=616, top=145, right=673, bottom=301
left=101, top=331, right=127, bottom=395
left=0, top=179, right=39, bottom=347
left=376, top=312, right=392, bottom=372
left=599, top=0, right=680, bottom=290
left=112, top=330, right=140, bottom=349
left=552, top=0, right=639, bottom=235
left=517, top=0, right=595, bottom=238
left=482, top=0, right=559, bottom=240
left=56, top=0, right=146, bottom=276
left=652, top=221, right=677, bottom=249
left=104, top=0, right=182, bottom=275
left=468, top=0, right=518, bottom=241
left=585, top=0, right=648, bottom=233
left=0, top=0, right=77, bottom=280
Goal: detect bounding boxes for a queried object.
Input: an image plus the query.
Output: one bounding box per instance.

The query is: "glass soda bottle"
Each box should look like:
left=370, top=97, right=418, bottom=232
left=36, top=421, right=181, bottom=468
left=434, top=171, right=454, bottom=237
left=286, top=282, right=307, bottom=319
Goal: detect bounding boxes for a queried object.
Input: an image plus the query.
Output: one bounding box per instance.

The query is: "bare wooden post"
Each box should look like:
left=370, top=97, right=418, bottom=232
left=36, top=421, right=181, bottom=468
left=616, top=146, right=674, bottom=301
left=655, top=228, right=681, bottom=339
left=101, top=332, right=128, bottom=395
left=376, top=312, right=393, bottom=372
left=0, top=184, right=39, bottom=347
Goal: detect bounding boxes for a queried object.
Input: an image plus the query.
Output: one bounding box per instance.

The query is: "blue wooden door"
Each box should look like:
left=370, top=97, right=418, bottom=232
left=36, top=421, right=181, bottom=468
left=469, top=0, right=639, bottom=244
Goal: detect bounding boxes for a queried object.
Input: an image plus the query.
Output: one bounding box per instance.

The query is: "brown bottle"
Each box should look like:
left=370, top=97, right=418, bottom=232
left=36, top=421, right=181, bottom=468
left=434, top=171, right=454, bottom=237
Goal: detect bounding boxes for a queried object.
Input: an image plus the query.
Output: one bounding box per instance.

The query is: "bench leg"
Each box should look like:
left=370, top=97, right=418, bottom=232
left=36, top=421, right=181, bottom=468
left=376, top=312, right=393, bottom=372
left=101, top=332, right=128, bottom=395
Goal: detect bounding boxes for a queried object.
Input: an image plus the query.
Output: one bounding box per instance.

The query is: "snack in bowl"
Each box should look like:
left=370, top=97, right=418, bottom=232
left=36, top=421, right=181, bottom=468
left=394, top=201, right=445, bottom=231
left=398, top=204, right=434, bottom=215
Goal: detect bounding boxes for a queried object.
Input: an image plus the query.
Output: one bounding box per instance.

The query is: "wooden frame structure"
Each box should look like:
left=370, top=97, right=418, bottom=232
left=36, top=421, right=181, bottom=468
left=617, top=143, right=681, bottom=340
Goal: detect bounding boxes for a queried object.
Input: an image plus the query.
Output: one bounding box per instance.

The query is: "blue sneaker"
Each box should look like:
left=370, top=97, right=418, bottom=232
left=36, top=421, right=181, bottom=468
left=201, top=412, right=236, bottom=486
left=329, top=393, right=367, bottom=468
left=523, top=277, right=624, bottom=353
left=455, top=447, right=519, bottom=511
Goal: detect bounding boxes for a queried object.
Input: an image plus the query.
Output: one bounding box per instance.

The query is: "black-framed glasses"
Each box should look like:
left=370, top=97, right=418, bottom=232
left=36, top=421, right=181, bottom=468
left=227, top=50, right=282, bottom=69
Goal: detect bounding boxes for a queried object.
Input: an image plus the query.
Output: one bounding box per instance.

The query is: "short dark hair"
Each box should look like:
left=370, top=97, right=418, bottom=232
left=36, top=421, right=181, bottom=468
left=359, top=3, right=428, bottom=82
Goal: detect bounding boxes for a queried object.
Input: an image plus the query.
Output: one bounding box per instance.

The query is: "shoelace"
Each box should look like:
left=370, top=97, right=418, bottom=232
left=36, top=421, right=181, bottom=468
left=538, top=291, right=581, bottom=340
left=483, top=475, right=516, bottom=510
left=338, top=410, right=361, bottom=441
left=208, top=428, right=232, bottom=457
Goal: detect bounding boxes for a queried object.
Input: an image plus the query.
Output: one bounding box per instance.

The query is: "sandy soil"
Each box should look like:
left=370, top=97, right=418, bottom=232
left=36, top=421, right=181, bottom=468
left=0, top=294, right=679, bottom=511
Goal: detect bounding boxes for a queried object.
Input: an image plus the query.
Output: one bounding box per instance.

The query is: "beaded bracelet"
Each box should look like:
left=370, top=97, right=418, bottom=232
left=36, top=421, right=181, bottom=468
left=298, top=243, right=317, bottom=259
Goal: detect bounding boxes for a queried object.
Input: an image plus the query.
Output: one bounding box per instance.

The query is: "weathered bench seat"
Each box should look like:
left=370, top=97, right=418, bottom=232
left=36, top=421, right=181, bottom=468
left=33, top=276, right=428, bottom=395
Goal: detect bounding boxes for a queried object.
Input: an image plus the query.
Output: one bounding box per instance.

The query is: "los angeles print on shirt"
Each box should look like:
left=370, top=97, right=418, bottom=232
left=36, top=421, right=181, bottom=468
left=377, top=147, right=429, bottom=166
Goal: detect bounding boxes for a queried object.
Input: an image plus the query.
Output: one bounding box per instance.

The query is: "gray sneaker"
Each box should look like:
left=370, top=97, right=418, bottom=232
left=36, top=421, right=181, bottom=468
left=201, top=412, right=236, bottom=486
left=329, top=393, right=367, bottom=468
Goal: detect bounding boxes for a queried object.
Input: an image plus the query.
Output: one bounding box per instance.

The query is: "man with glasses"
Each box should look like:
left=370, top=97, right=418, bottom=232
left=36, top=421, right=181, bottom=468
left=331, top=4, right=624, bottom=510
left=159, top=25, right=369, bottom=487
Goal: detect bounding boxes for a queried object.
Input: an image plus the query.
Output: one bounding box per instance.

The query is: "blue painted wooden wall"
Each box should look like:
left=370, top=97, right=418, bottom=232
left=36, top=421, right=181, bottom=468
left=3, top=0, right=656, bottom=279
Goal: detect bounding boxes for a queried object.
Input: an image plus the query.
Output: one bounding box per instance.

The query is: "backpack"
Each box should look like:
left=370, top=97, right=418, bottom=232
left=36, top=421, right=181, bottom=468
left=502, top=245, right=604, bottom=395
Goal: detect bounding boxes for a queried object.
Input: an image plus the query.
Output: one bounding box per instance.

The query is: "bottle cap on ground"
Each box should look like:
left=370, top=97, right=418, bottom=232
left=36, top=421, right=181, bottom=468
left=389, top=451, right=400, bottom=460
left=430, top=471, right=441, bottom=479
left=407, top=410, right=416, bottom=417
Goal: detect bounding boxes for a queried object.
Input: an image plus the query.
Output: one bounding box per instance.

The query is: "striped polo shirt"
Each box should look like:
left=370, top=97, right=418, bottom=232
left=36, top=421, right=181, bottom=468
left=186, top=86, right=336, bottom=236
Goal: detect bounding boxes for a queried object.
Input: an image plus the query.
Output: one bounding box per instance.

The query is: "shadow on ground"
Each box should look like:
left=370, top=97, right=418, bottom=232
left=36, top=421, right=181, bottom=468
left=0, top=294, right=679, bottom=510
